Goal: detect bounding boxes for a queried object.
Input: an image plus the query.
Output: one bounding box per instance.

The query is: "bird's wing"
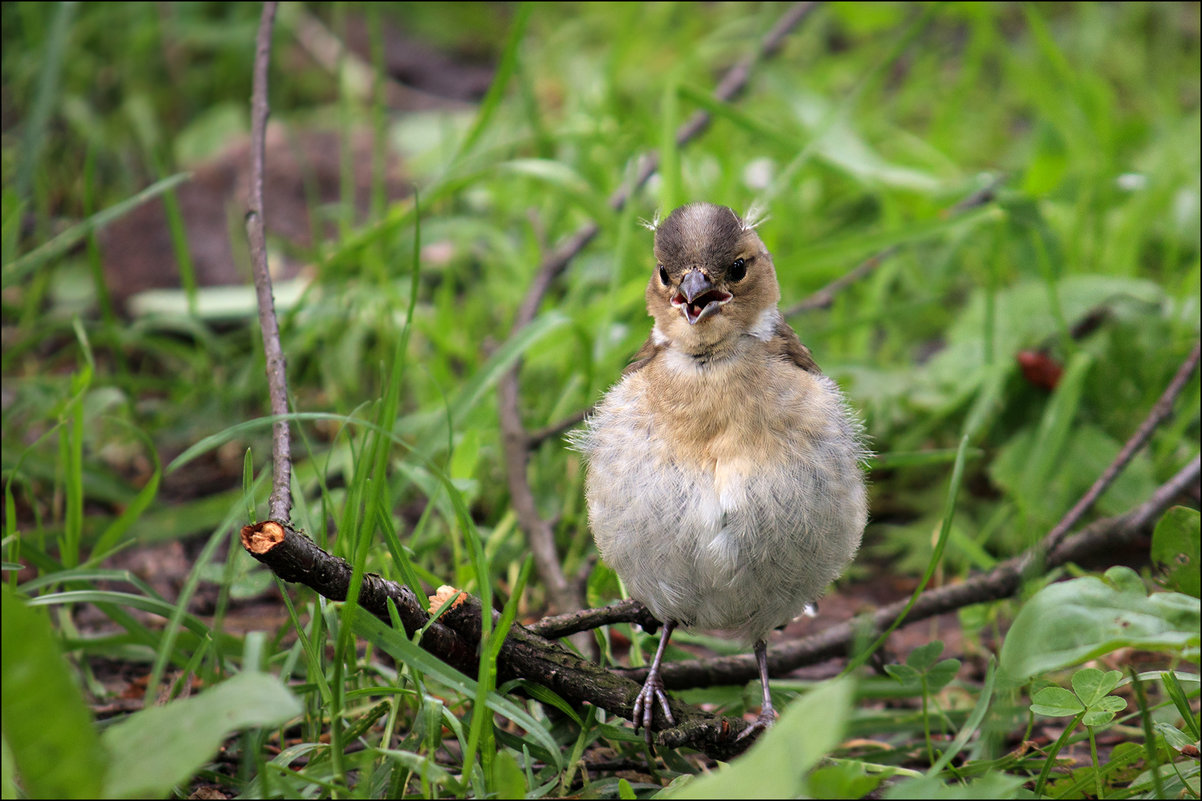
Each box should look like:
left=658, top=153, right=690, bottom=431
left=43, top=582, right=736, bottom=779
left=770, top=316, right=822, bottom=374
left=622, top=335, right=663, bottom=376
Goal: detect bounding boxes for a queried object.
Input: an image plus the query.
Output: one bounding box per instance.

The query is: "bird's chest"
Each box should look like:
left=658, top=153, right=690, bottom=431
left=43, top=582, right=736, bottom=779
left=585, top=351, right=828, bottom=543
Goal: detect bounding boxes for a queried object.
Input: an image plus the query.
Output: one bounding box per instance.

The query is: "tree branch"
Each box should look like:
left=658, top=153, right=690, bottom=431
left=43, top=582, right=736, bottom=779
left=247, top=1, right=292, bottom=524
left=1023, top=340, right=1200, bottom=566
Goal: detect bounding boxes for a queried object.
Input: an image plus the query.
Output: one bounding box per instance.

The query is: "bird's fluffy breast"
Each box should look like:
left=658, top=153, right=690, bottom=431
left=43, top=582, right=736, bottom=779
left=572, top=349, right=867, bottom=642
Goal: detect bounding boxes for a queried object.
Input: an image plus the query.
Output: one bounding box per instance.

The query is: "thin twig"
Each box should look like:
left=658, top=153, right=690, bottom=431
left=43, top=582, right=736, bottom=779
left=781, top=174, right=1004, bottom=318
left=499, top=3, right=820, bottom=611
left=1022, top=341, right=1200, bottom=569
left=528, top=598, right=661, bottom=639
left=527, top=409, right=589, bottom=450
left=247, top=1, right=292, bottom=525
left=285, top=5, right=475, bottom=112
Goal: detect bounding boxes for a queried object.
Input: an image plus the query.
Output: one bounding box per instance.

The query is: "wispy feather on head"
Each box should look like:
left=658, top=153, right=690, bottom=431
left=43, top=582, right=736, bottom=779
left=639, top=210, right=662, bottom=232
left=742, top=203, right=769, bottom=231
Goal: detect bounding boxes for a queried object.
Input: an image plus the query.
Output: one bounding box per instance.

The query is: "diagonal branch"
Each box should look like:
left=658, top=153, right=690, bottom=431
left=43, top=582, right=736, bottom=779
left=1022, top=340, right=1200, bottom=567
left=498, top=2, right=820, bottom=611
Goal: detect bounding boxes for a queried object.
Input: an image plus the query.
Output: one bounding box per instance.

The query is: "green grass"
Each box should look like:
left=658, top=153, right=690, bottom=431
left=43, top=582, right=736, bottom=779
left=3, top=2, right=1200, bottom=798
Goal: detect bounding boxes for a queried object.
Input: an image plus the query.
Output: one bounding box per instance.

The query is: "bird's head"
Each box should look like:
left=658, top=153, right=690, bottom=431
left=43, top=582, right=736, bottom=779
left=646, top=203, right=780, bottom=352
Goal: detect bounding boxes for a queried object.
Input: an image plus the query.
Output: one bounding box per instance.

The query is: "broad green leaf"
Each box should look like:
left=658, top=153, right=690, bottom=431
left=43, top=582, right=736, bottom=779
left=999, top=569, right=1201, bottom=681
left=884, top=771, right=1028, bottom=799
left=1154, top=722, right=1197, bottom=752
left=101, top=671, right=301, bottom=798
left=809, top=760, right=886, bottom=799
left=1151, top=506, right=1200, bottom=598
left=490, top=748, right=528, bottom=798
left=1071, top=667, right=1122, bottom=707
left=667, top=678, right=854, bottom=799
left=884, top=663, right=922, bottom=687
left=906, top=640, right=945, bottom=670
left=1081, top=696, right=1125, bottom=727
left=927, top=658, right=962, bottom=691
left=1, top=586, right=107, bottom=799
left=1030, top=687, right=1083, bottom=717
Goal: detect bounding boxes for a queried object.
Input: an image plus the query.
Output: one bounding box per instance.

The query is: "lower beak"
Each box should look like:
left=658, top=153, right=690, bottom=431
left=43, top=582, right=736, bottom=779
left=670, top=270, right=732, bottom=325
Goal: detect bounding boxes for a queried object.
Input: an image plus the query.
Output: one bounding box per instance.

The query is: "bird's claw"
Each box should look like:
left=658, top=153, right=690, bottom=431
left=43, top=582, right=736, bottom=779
left=632, top=672, right=674, bottom=744
left=734, top=708, right=777, bottom=743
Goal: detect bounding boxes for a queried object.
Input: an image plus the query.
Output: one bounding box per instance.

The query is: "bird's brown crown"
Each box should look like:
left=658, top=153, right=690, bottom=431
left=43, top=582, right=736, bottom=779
left=647, top=203, right=781, bottom=355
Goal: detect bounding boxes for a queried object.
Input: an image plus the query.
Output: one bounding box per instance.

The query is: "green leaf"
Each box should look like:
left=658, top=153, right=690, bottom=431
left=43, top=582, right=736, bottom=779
left=100, top=671, right=301, bottom=798
left=1151, top=506, right=1201, bottom=598
left=884, top=663, right=922, bottom=687
left=1030, top=687, right=1084, bottom=717
left=1154, top=721, right=1197, bottom=753
left=999, top=571, right=1201, bottom=681
left=1071, top=667, right=1122, bottom=707
left=1081, top=696, right=1126, bottom=727
left=884, top=771, right=1029, bottom=799
left=3, top=172, right=191, bottom=284
left=490, top=748, right=528, bottom=798
left=809, top=761, right=886, bottom=799
left=667, top=678, right=854, bottom=799
left=1, top=586, right=107, bottom=799
left=906, top=640, right=945, bottom=670
left=927, top=658, right=962, bottom=691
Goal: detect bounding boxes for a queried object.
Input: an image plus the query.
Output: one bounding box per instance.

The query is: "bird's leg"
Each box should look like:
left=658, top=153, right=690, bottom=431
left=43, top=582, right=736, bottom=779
left=736, top=638, right=777, bottom=741
left=632, top=620, right=676, bottom=744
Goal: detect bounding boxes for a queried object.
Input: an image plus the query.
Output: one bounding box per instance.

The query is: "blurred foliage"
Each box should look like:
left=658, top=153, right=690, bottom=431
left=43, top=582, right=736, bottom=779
left=2, top=1, right=1199, bottom=798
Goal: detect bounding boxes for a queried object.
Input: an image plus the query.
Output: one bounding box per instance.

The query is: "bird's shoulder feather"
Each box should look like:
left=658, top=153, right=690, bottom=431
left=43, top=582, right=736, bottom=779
left=768, top=316, right=822, bottom=375
left=622, top=336, right=663, bottom=376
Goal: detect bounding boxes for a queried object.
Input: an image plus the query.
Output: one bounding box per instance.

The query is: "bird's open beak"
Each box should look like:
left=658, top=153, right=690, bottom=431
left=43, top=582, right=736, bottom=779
left=670, top=269, right=733, bottom=325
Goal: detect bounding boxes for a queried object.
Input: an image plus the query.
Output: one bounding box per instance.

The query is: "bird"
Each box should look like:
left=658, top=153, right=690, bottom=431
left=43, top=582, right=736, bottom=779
left=571, top=202, right=868, bottom=743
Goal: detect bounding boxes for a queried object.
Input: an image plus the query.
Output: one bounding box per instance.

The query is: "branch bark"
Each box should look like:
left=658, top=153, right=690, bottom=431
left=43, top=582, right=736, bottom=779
left=247, top=1, right=292, bottom=524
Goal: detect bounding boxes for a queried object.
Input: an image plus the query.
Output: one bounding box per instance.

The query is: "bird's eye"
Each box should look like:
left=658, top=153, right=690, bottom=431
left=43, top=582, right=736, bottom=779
left=729, top=257, right=747, bottom=282
left=658, top=265, right=670, bottom=285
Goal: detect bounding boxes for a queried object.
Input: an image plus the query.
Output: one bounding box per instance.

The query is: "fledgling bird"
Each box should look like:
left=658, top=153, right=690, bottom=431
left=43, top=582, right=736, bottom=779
left=573, top=202, right=868, bottom=742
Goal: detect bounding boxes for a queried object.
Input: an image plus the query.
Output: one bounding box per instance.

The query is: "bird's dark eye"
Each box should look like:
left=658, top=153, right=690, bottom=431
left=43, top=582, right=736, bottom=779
left=729, top=257, right=747, bottom=282
left=658, top=265, right=670, bottom=285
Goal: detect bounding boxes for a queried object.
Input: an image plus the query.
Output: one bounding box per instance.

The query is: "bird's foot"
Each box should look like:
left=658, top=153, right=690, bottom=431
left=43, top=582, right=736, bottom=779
left=632, top=671, right=674, bottom=745
left=734, top=707, right=778, bottom=742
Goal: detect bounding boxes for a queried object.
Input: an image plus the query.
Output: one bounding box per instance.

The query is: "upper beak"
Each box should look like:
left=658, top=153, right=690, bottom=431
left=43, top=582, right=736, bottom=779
left=670, top=269, right=733, bottom=325
left=678, top=269, right=713, bottom=303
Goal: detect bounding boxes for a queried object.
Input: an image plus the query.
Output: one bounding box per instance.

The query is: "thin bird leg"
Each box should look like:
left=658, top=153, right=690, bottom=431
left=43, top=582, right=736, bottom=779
left=632, top=620, right=676, bottom=743
left=736, top=638, right=777, bottom=741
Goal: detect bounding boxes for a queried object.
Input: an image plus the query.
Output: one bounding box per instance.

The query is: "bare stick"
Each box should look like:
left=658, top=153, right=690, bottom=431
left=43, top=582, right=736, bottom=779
left=247, top=1, right=292, bottom=524
left=1023, top=341, right=1200, bottom=567
left=782, top=175, right=1003, bottom=318
left=528, top=598, right=662, bottom=639
left=499, top=2, right=819, bottom=611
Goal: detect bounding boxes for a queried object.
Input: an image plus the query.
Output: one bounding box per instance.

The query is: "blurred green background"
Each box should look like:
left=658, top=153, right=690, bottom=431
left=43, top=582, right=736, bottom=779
left=2, top=2, right=1199, bottom=798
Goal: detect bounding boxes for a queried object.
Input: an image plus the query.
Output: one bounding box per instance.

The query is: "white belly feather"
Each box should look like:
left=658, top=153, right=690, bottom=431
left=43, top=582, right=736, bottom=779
left=573, top=361, right=867, bottom=643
